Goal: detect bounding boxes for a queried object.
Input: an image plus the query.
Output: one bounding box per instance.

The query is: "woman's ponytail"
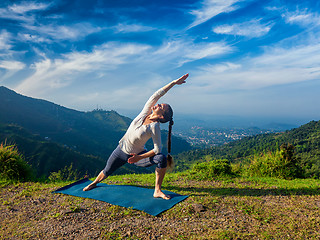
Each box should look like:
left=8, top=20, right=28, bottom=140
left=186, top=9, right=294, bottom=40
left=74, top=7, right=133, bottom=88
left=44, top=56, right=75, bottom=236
left=167, top=119, right=174, bottom=169
left=158, top=103, right=174, bottom=168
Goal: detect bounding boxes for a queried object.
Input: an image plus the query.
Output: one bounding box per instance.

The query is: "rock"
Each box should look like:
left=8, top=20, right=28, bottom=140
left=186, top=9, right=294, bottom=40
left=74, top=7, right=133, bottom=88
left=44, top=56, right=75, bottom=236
left=192, top=203, right=205, bottom=212
left=122, top=231, right=132, bottom=238
left=9, top=207, right=18, bottom=212
left=31, top=198, right=46, bottom=205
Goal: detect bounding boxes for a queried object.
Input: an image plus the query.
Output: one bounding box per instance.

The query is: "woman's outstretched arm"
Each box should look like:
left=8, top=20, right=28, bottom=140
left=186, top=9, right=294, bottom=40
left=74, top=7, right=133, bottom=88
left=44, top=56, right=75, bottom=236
left=162, top=73, right=188, bottom=93
left=134, top=73, right=189, bottom=121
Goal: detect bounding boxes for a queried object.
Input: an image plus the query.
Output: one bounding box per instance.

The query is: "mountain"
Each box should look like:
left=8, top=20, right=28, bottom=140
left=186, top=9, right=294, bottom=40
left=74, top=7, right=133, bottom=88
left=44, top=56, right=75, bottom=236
left=0, top=86, right=191, bottom=177
left=174, top=120, right=320, bottom=177
left=0, top=86, right=130, bottom=157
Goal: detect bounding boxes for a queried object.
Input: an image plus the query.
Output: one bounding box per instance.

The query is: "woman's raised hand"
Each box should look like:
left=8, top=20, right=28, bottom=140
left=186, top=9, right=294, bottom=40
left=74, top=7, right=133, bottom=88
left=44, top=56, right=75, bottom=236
left=175, top=73, right=189, bottom=85
left=162, top=73, right=189, bottom=93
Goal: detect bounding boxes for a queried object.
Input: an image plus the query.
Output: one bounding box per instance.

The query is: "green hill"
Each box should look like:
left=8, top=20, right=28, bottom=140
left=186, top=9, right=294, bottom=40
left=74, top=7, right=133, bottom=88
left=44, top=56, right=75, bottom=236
left=0, top=86, right=130, bottom=158
left=175, top=120, right=320, bottom=177
left=0, top=123, right=153, bottom=178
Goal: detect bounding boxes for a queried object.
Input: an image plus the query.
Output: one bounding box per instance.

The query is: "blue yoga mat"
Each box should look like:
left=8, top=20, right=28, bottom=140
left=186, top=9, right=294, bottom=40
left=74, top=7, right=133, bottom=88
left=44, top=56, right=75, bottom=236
left=53, top=178, right=188, bottom=216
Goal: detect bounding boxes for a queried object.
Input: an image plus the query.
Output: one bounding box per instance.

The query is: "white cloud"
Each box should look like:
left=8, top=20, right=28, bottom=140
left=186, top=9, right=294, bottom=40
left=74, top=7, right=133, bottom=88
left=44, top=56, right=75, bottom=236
left=283, top=9, right=320, bottom=26
left=193, top=43, right=320, bottom=91
left=0, top=60, right=26, bottom=81
left=213, top=19, right=274, bottom=38
left=1, top=2, right=100, bottom=44
left=199, top=62, right=241, bottom=73
left=188, top=0, right=242, bottom=29
left=1, top=2, right=99, bottom=45
left=267, top=7, right=320, bottom=28
left=114, top=23, right=156, bottom=33
left=0, top=30, right=26, bottom=81
left=8, top=2, right=50, bottom=14
left=182, top=42, right=233, bottom=65
left=154, top=40, right=234, bottom=66
left=0, top=1, right=50, bottom=23
left=0, top=30, right=12, bottom=50
left=14, top=42, right=150, bottom=95
left=0, top=60, right=25, bottom=70
left=18, top=33, right=47, bottom=43
left=22, top=22, right=103, bottom=42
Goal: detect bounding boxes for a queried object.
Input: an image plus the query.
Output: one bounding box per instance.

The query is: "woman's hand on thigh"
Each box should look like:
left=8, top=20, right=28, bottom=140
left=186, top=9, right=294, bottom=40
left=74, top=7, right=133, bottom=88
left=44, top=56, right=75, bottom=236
left=128, top=153, right=142, bottom=164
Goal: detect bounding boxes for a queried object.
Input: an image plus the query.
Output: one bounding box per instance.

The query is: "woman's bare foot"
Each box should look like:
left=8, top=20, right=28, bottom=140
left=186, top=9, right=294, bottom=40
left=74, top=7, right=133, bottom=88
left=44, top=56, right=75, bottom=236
left=153, top=190, right=171, bottom=200
left=83, top=183, right=96, bottom=191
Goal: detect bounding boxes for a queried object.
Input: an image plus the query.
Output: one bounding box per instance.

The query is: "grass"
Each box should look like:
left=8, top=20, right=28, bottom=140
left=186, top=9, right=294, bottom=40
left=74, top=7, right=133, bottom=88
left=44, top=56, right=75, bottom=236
left=1, top=173, right=320, bottom=239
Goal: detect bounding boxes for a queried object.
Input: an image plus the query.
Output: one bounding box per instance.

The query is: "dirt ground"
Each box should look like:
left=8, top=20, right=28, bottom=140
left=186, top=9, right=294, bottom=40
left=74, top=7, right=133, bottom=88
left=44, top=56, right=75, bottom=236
left=1, top=179, right=320, bottom=239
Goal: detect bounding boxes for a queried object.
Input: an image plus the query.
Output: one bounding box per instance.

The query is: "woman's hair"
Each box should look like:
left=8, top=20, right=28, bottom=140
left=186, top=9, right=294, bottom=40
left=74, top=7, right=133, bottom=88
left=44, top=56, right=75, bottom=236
left=159, top=104, right=173, bottom=124
left=159, top=104, right=174, bottom=168
left=166, top=119, right=174, bottom=168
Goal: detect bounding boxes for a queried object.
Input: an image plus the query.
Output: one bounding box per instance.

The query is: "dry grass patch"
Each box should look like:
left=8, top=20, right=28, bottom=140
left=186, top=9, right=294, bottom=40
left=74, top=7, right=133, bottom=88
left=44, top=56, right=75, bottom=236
left=0, top=175, right=320, bottom=239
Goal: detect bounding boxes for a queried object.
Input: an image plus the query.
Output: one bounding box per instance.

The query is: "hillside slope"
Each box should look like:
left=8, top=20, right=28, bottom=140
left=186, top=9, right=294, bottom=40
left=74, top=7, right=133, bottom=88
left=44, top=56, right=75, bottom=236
left=175, top=120, right=320, bottom=177
left=0, top=86, right=130, bottom=158
left=0, top=123, right=155, bottom=178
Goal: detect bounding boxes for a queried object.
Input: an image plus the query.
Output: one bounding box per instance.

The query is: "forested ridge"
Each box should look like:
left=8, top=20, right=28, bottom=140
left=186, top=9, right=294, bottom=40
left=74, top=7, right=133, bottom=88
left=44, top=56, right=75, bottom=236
left=174, top=120, right=320, bottom=178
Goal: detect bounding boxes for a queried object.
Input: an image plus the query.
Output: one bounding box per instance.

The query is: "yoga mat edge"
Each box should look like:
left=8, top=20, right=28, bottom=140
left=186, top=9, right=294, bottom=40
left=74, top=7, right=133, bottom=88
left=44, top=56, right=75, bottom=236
left=52, top=178, right=188, bottom=216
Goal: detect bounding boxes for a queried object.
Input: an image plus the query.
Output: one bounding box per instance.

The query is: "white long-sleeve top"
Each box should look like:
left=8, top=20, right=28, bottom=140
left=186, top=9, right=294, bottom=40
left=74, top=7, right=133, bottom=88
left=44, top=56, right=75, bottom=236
left=119, top=88, right=166, bottom=155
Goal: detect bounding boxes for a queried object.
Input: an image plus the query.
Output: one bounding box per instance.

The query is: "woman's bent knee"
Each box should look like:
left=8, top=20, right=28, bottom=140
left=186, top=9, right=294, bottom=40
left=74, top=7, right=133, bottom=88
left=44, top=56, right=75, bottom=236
left=154, top=153, right=167, bottom=169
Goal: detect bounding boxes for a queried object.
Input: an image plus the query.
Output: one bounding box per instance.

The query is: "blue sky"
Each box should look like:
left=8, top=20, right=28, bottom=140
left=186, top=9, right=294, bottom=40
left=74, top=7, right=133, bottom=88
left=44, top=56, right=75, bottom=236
left=1, top=0, right=320, bottom=123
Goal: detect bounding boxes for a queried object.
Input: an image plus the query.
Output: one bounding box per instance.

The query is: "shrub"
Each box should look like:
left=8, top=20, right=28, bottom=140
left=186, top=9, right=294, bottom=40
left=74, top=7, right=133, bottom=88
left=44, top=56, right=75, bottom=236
left=245, top=143, right=302, bottom=179
left=48, top=163, right=81, bottom=182
left=190, top=158, right=233, bottom=180
left=0, top=143, right=33, bottom=181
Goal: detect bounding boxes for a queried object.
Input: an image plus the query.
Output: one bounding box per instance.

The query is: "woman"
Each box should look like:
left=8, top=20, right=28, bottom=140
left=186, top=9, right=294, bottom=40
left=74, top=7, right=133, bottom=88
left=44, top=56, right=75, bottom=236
left=83, top=73, right=189, bottom=200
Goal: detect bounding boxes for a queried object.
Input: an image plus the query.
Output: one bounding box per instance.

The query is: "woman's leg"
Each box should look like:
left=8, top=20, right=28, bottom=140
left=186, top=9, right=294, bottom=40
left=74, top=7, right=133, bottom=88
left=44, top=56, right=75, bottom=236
left=134, top=153, right=171, bottom=200
left=83, top=170, right=106, bottom=191
left=83, top=146, right=128, bottom=191
left=153, top=167, right=171, bottom=200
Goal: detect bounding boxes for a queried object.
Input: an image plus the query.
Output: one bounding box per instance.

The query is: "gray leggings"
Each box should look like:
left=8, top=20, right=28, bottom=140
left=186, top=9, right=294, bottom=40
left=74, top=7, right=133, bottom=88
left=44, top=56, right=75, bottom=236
left=102, top=145, right=167, bottom=177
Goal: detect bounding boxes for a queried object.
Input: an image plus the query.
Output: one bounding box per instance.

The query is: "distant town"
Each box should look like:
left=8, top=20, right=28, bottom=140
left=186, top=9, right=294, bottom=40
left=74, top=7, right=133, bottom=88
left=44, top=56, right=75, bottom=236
left=174, top=126, right=279, bottom=148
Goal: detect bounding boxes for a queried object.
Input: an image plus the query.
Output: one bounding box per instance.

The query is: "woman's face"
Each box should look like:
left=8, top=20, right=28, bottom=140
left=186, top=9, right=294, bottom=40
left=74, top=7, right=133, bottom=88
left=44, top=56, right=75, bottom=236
left=152, top=103, right=170, bottom=117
